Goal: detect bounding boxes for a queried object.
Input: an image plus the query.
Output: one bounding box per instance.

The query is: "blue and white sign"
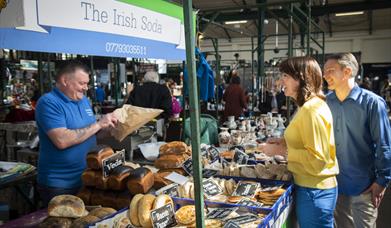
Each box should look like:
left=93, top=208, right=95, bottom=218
left=0, top=0, right=186, bottom=60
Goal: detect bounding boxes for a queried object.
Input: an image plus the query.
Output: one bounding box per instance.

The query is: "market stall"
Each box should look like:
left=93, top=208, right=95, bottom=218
left=1, top=1, right=295, bottom=227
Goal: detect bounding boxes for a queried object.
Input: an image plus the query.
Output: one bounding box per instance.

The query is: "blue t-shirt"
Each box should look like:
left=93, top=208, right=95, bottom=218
left=35, top=88, right=96, bottom=189
left=327, top=85, right=391, bottom=196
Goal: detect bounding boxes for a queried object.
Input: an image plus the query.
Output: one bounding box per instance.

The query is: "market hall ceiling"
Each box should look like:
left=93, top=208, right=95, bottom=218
left=170, top=0, right=391, bottom=39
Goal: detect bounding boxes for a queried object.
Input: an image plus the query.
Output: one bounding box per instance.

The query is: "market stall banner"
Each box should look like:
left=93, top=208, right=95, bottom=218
left=0, top=0, right=186, bottom=60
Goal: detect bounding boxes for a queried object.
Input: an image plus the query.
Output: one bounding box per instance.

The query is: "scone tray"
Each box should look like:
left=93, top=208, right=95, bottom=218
left=87, top=176, right=293, bottom=228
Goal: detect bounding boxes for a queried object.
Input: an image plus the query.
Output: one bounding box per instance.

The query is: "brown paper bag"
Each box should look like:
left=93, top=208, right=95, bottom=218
left=110, top=105, right=163, bottom=142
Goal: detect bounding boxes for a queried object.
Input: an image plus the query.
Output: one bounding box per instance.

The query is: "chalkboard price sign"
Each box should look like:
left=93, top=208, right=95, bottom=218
left=233, top=149, right=249, bottom=165
left=207, top=207, right=237, bottom=220
left=237, top=198, right=264, bottom=208
left=223, top=221, right=241, bottom=228
left=225, top=214, right=259, bottom=226
left=155, top=183, right=179, bottom=197
left=202, top=169, right=218, bottom=178
left=232, top=181, right=260, bottom=198
left=208, top=146, right=220, bottom=162
left=102, top=150, right=125, bottom=178
left=150, top=203, right=177, bottom=228
left=203, top=178, right=223, bottom=198
left=181, top=158, right=193, bottom=176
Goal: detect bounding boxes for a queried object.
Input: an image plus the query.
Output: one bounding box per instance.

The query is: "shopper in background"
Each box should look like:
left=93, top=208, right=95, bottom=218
left=323, top=53, right=391, bottom=228
left=35, top=61, right=118, bottom=206
left=95, top=83, right=105, bottom=104
left=269, top=56, right=339, bottom=228
left=125, top=71, right=172, bottom=119
left=222, top=76, right=247, bottom=120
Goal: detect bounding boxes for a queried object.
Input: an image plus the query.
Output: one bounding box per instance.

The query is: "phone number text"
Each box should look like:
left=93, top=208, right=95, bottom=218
left=105, top=42, right=147, bottom=55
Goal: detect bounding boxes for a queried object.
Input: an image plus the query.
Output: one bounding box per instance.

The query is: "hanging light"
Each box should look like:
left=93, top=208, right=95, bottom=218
left=335, top=11, right=364, bottom=17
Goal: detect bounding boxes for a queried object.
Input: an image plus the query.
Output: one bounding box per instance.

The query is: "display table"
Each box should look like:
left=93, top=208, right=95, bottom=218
left=0, top=171, right=38, bottom=211
left=0, top=209, right=47, bottom=228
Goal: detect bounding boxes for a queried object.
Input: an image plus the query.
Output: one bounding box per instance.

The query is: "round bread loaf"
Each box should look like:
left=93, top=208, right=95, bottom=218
left=159, top=141, right=188, bottom=155
left=128, top=194, right=144, bottom=227
left=39, top=217, right=74, bottom=228
left=72, top=215, right=100, bottom=228
left=48, top=195, right=87, bottom=218
left=137, top=194, right=156, bottom=228
left=88, top=207, right=116, bottom=219
left=152, top=194, right=173, bottom=210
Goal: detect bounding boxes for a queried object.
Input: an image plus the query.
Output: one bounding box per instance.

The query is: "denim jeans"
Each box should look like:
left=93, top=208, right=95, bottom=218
left=296, top=185, right=338, bottom=228
left=37, top=183, right=80, bottom=207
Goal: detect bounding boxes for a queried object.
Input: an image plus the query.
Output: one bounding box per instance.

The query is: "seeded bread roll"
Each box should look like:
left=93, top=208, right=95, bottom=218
left=107, top=166, right=132, bottom=190
left=48, top=195, right=87, bottom=218
left=87, top=145, right=114, bottom=170
left=127, top=167, right=154, bottom=195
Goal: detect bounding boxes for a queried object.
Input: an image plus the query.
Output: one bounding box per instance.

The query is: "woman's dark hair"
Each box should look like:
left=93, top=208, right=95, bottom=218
left=279, top=56, right=324, bottom=106
left=231, top=76, right=241, bottom=85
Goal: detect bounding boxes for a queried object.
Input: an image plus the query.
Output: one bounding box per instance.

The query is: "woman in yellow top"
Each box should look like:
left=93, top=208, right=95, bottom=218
left=271, top=56, right=339, bottom=228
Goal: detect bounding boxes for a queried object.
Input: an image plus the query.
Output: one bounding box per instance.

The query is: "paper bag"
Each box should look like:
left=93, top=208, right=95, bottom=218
left=110, top=105, right=163, bottom=142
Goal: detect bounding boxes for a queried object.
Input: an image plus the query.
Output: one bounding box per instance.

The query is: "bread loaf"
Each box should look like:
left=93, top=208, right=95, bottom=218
left=48, top=195, right=87, bottom=218
left=39, top=217, right=74, bottom=228
left=87, top=145, right=114, bottom=170
left=129, top=194, right=144, bottom=227
left=90, top=189, right=106, bottom=206
left=115, top=191, right=132, bottom=210
left=72, top=215, right=100, bottom=228
left=137, top=194, right=156, bottom=228
left=127, top=167, right=154, bottom=195
left=153, top=172, right=173, bottom=189
left=100, top=191, right=117, bottom=209
left=88, top=207, right=116, bottom=219
left=107, top=166, right=132, bottom=190
left=95, top=172, right=109, bottom=190
left=76, top=187, right=92, bottom=205
left=159, top=141, right=188, bottom=155
left=154, top=154, right=189, bottom=169
left=81, top=169, right=100, bottom=187
left=157, top=168, right=187, bottom=176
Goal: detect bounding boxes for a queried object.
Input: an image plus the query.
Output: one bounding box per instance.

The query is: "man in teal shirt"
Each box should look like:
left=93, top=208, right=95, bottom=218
left=324, top=53, right=391, bottom=227
left=35, top=61, right=117, bottom=206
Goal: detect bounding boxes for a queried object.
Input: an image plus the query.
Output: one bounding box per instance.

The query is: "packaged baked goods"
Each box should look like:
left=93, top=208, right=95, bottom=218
left=110, top=105, right=163, bottom=142
left=87, top=145, right=114, bottom=170
left=127, top=167, right=154, bottom=195
left=48, top=195, right=87, bottom=218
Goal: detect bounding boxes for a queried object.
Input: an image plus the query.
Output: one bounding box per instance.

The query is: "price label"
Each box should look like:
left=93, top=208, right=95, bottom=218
left=150, top=203, right=177, bottom=228
left=237, top=198, right=263, bottom=208
left=207, top=207, right=237, bottom=220
left=208, top=146, right=220, bottom=163
left=233, top=149, right=249, bottom=165
left=203, top=178, right=223, bottom=198
left=102, top=150, right=125, bottom=178
left=225, top=214, right=259, bottom=226
left=232, top=181, right=260, bottom=198
left=202, top=169, right=218, bottom=178
left=155, top=183, right=179, bottom=197
left=182, top=158, right=193, bottom=176
left=223, top=221, right=241, bottom=228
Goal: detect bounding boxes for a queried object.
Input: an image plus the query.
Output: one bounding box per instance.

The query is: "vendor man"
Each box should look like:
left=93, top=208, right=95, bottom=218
left=35, top=61, right=117, bottom=206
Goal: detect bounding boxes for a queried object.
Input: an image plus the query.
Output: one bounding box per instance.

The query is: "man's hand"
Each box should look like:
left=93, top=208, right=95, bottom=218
left=97, top=113, right=118, bottom=129
left=363, top=182, right=387, bottom=208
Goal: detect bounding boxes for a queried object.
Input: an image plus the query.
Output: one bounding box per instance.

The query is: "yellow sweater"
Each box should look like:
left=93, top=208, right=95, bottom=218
left=285, top=97, right=339, bottom=189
